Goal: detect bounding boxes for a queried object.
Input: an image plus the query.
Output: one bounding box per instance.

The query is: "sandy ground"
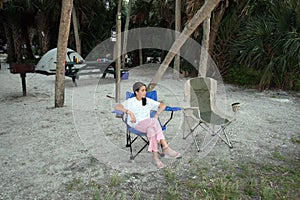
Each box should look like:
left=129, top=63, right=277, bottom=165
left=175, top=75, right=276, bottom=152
left=0, top=62, right=299, bottom=199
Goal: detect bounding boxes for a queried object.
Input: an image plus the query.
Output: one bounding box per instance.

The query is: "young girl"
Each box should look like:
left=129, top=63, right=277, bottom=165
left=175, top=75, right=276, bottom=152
left=114, top=82, right=181, bottom=168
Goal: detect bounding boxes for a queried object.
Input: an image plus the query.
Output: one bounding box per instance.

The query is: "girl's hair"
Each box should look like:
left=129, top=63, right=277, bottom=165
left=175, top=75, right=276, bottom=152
left=133, top=82, right=146, bottom=94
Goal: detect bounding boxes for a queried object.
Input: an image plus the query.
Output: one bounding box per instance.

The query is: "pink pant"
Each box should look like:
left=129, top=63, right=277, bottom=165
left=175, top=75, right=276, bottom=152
left=135, top=118, right=165, bottom=152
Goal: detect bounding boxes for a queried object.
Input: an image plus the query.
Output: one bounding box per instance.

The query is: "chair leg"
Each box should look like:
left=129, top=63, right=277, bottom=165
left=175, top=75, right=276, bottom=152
left=130, top=140, right=148, bottom=160
left=126, top=131, right=131, bottom=147
left=216, top=125, right=233, bottom=148
left=183, top=114, right=233, bottom=152
left=182, top=115, right=202, bottom=152
left=129, top=136, right=149, bottom=160
left=199, top=124, right=233, bottom=150
left=198, top=123, right=216, bottom=151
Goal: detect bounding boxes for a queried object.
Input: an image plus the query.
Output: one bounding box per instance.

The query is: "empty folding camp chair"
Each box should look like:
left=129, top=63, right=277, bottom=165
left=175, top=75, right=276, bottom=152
left=114, top=90, right=181, bottom=160
left=182, top=77, right=235, bottom=152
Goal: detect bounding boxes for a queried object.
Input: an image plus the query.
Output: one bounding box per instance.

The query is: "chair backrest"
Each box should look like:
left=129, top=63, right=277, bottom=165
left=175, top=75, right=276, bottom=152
left=188, top=77, right=216, bottom=113
left=185, top=77, right=230, bottom=124
left=126, top=90, right=157, bottom=101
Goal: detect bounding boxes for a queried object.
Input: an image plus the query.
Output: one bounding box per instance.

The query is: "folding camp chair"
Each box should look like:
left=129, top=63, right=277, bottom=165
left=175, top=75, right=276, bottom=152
left=182, top=77, right=235, bottom=152
left=114, top=90, right=181, bottom=160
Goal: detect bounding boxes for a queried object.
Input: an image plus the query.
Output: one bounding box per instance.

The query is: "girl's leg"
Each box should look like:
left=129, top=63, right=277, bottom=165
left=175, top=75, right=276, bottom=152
left=135, top=118, right=165, bottom=152
left=136, top=118, right=181, bottom=159
left=153, top=151, right=164, bottom=168
left=135, top=118, right=166, bottom=168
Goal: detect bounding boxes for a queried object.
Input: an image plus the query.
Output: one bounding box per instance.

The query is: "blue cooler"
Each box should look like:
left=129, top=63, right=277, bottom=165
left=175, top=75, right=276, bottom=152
left=121, top=71, right=129, bottom=80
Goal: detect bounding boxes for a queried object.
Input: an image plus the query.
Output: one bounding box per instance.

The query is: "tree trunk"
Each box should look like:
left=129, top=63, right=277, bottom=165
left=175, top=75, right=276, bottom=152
left=198, top=11, right=210, bottom=77
left=35, top=11, right=51, bottom=54
left=209, top=0, right=228, bottom=54
left=3, top=22, right=16, bottom=62
left=122, top=0, right=132, bottom=68
left=115, top=0, right=122, bottom=103
left=72, top=6, right=81, bottom=55
left=148, top=0, right=221, bottom=91
left=174, top=0, right=181, bottom=75
left=138, top=28, right=143, bottom=66
left=27, top=26, right=36, bottom=55
left=55, top=0, right=73, bottom=108
left=11, top=23, right=23, bottom=63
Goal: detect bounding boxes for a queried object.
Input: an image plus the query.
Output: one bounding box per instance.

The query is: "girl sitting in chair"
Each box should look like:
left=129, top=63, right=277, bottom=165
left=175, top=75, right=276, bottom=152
left=114, top=82, right=181, bottom=168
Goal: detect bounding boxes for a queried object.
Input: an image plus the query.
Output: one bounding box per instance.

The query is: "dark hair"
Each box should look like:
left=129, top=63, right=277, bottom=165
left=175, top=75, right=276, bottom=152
left=133, top=82, right=146, bottom=93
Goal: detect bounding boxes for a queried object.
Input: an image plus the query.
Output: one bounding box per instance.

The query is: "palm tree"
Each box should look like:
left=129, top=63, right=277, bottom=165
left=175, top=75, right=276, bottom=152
left=71, top=0, right=111, bottom=57
left=131, top=0, right=154, bottom=65
left=3, top=0, right=60, bottom=59
left=32, top=0, right=60, bottom=54
left=230, top=0, right=300, bottom=90
left=1, top=0, right=35, bottom=62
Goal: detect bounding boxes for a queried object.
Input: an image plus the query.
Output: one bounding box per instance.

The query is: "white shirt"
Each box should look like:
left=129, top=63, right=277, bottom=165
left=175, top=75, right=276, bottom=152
left=121, top=97, right=160, bottom=127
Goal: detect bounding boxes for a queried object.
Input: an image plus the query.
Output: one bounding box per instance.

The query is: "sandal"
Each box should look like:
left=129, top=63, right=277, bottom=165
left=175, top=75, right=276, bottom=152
left=163, top=146, right=182, bottom=159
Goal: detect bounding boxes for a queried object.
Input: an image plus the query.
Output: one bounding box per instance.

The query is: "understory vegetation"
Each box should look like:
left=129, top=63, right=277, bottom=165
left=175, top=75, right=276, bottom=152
left=1, top=0, right=299, bottom=91
left=65, top=145, right=300, bottom=200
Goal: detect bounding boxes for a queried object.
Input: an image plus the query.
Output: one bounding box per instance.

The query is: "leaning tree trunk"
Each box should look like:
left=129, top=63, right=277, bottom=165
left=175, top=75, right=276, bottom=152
left=174, top=0, right=181, bottom=74
left=55, top=0, right=74, bottom=108
left=148, top=0, right=221, bottom=91
left=198, top=11, right=210, bottom=77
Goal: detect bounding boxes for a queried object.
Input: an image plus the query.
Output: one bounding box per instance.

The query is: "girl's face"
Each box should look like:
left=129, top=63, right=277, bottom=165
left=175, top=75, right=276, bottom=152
left=135, top=86, right=147, bottom=100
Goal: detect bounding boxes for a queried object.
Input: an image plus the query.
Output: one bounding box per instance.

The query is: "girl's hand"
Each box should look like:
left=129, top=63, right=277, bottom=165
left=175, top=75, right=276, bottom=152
left=154, top=113, right=159, bottom=119
left=129, top=112, right=136, bottom=123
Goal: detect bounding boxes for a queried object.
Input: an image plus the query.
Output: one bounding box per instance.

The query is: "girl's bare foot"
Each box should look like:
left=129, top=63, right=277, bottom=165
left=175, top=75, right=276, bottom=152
left=154, top=158, right=165, bottom=169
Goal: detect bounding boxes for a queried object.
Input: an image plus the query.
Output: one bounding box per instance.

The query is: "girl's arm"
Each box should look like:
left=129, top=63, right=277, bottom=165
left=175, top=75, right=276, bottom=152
left=154, top=102, right=166, bottom=118
left=114, top=103, right=136, bottom=123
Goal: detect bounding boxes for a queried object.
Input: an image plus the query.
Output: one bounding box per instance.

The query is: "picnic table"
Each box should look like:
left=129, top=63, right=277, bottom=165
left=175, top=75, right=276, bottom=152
left=101, top=63, right=129, bottom=79
left=49, top=61, right=82, bottom=86
left=64, top=61, right=80, bottom=85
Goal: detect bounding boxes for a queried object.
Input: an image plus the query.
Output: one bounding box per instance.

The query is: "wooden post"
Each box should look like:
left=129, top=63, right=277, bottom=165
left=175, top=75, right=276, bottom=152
left=115, top=0, right=122, bottom=103
left=20, top=73, right=27, bottom=96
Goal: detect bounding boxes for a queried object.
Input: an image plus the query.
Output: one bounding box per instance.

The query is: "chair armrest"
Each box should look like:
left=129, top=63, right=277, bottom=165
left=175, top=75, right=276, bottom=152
left=183, top=107, right=198, bottom=110
left=112, top=110, right=125, bottom=119
left=182, top=107, right=200, bottom=119
left=161, top=106, right=182, bottom=128
left=165, top=106, right=182, bottom=111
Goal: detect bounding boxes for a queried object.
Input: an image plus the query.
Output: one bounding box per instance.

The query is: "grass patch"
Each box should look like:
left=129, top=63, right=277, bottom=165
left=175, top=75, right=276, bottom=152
left=67, top=152, right=299, bottom=199
left=291, top=137, right=300, bottom=144
left=272, top=150, right=287, bottom=161
left=162, top=157, right=299, bottom=199
left=109, top=173, right=122, bottom=187
left=66, top=178, right=84, bottom=191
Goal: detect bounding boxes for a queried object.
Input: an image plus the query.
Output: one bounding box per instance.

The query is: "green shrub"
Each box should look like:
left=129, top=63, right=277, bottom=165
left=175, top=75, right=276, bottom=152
left=225, top=66, right=261, bottom=87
